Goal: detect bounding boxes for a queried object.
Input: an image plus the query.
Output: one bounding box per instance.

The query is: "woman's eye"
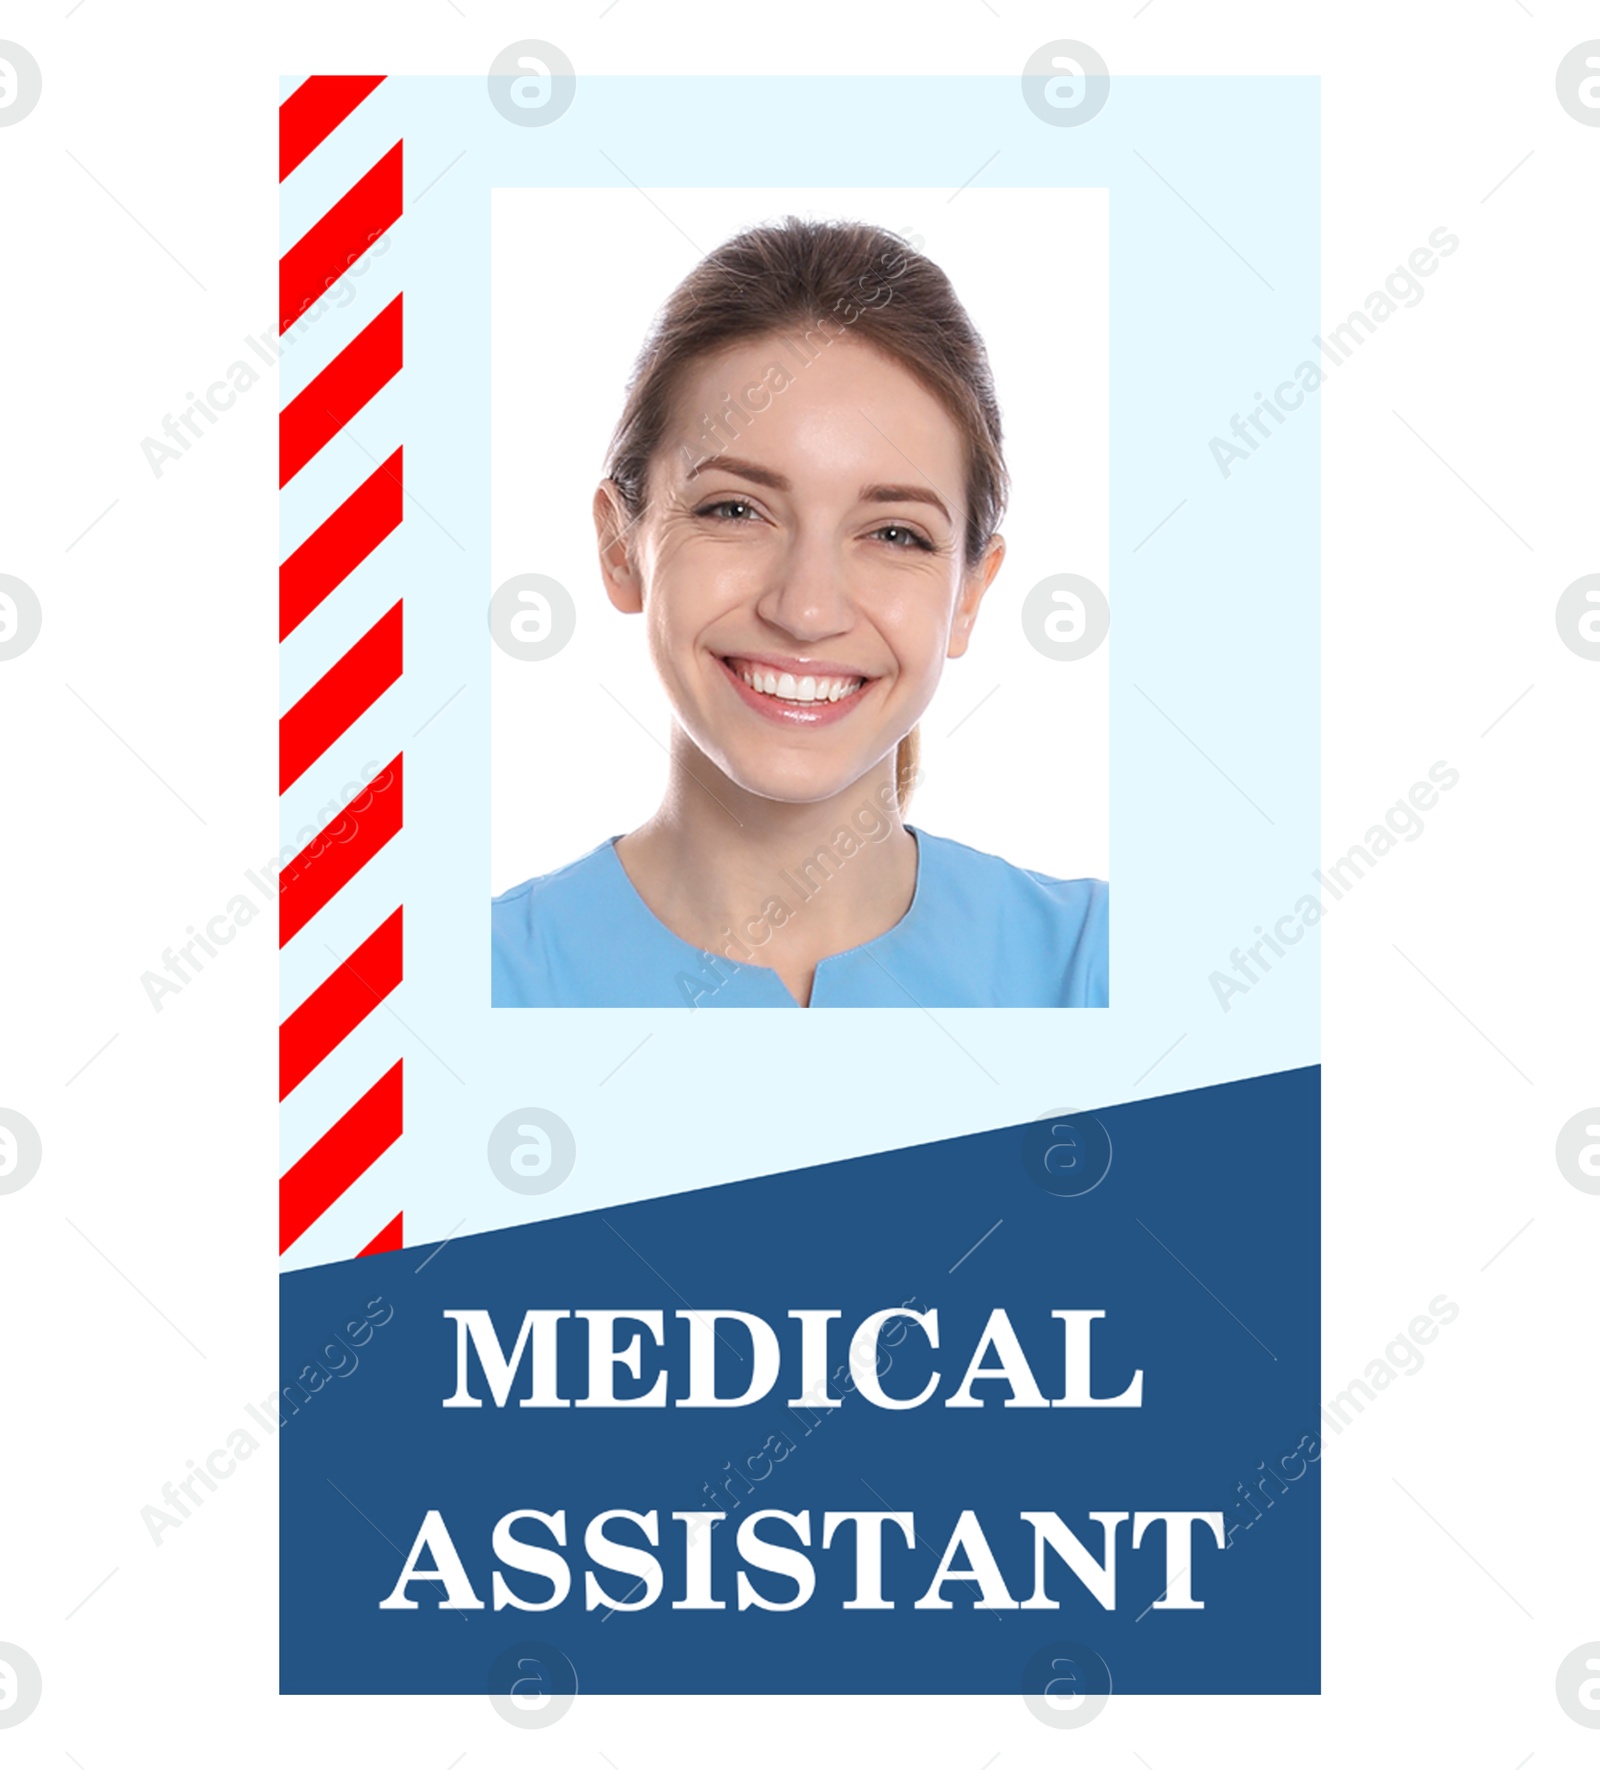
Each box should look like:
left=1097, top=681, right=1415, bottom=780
left=697, top=498, right=761, bottom=522
left=871, top=523, right=934, bottom=551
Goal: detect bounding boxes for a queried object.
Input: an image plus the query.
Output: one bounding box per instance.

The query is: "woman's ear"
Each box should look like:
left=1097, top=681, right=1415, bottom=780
left=946, top=532, right=1006, bottom=659
left=594, top=479, right=644, bottom=614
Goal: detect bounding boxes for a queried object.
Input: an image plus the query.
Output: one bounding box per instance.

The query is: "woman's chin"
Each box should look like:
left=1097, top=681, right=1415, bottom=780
left=718, top=753, right=882, bottom=810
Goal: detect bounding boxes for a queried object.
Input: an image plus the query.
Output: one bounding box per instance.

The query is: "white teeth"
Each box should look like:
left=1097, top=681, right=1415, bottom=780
left=735, top=663, right=865, bottom=704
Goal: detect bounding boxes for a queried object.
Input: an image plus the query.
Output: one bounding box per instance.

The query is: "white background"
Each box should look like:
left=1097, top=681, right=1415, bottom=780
left=491, top=185, right=1109, bottom=893
left=2, top=4, right=1597, bottom=1767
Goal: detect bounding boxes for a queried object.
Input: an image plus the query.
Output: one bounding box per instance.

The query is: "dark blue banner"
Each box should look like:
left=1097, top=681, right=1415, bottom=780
left=281, top=1067, right=1319, bottom=1694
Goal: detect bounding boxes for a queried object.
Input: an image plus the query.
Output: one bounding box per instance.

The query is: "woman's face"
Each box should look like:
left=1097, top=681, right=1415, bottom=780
left=595, top=329, right=1004, bottom=807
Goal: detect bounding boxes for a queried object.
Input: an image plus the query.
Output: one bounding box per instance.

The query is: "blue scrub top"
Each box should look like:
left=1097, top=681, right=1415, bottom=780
left=491, top=828, right=1108, bottom=1008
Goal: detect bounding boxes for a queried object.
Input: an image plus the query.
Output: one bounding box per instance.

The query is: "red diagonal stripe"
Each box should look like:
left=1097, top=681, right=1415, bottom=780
left=279, top=907, right=403, bottom=1100
left=279, top=294, right=402, bottom=488
left=280, top=1061, right=402, bottom=1253
left=280, top=75, right=386, bottom=181
left=280, top=142, right=402, bottom=335
left=280, top=603, right=403, bottom=792
left=359, top=1211, right=404, bottom=1257
left=279, top=447, right=402, bottom=640
left=278, top=754, right=403, bottom=947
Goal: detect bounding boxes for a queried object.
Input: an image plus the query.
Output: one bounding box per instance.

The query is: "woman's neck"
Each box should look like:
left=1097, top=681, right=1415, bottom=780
left=613, top=739, right=919, bottom=1006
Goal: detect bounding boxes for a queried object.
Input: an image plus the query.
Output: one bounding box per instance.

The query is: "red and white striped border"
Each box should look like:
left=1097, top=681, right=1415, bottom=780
left=278, top=75, right=405, bottom=1261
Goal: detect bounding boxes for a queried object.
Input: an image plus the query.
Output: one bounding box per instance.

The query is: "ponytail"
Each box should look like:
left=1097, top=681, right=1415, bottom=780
left=895, top=727, right=921, bottom=814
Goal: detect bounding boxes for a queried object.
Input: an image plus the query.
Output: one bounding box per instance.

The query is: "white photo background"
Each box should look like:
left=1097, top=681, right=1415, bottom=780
left=491, top=185, right=1109, bottom=895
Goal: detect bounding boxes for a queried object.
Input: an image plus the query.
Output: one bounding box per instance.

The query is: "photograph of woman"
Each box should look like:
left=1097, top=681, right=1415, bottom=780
left=492, top=215, right=1108, bottom=1008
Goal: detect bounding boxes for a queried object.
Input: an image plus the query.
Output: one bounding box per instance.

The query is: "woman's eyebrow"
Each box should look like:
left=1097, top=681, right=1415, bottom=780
left=685, top=454, right=789, bottom=491
left=860, top=482, right=951, bottom=523
left=687, top=456, right=952, bottom=525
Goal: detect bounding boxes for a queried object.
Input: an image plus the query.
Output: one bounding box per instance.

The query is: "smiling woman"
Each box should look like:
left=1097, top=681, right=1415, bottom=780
left=491, top=215, right=1108, bottom=1009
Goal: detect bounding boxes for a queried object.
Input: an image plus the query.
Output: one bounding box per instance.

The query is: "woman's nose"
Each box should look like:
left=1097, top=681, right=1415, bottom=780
left=754, top=532, right=854, bottom=642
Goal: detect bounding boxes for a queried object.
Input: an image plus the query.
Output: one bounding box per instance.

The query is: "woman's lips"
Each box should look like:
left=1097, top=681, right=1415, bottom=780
left=717, top=654, right=878, bottom=727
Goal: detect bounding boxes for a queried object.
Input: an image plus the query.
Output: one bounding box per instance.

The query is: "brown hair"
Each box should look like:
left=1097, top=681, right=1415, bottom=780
left=602, top=215, right=1009, bottom=815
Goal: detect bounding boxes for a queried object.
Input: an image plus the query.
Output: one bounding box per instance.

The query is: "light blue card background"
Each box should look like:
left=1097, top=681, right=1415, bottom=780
left=278, top=74, right=1319, bottom=1272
